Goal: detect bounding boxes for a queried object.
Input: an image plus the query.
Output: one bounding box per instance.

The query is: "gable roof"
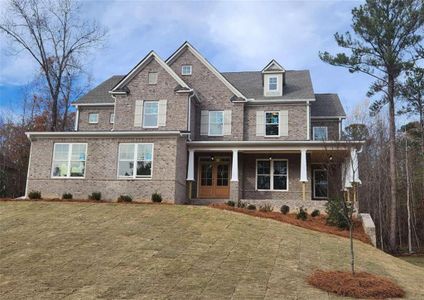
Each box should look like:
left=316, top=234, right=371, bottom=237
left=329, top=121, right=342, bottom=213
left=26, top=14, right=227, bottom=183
left=222, top=70, right=315, bottom=100
left=262, top=59, right=285, bottom=73
left=311, top=93, right=346, bottom=118
left=166, top=41, right=246, bottom=99
left=111, top=51, right=190, bottom=93
left=74, top=75, right=124, bottom=104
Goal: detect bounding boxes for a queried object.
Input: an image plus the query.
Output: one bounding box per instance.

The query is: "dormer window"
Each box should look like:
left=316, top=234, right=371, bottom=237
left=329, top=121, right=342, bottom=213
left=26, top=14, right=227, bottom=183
left=181, top=65, right=192, bottom=75
left=269, top=77, right=278, bottom=91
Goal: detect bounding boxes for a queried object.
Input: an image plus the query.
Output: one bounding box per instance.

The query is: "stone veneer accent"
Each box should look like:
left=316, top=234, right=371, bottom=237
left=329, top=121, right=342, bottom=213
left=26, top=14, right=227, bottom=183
left=78, top=106, right=114, bottom=131
left=27, top=135, right=187, bottom=203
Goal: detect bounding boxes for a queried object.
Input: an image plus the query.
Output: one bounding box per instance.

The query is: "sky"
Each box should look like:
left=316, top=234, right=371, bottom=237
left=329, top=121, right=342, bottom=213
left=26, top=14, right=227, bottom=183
left=0, top=0, right=381, bottom=120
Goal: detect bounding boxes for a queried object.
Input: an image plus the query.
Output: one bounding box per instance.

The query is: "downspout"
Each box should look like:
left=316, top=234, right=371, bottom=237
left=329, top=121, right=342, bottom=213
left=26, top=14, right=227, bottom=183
left=187, top=92, right=195, bottom=141
left=74, top=106, right=79, bottom=131
left=111, top=95, right=117, bottom=131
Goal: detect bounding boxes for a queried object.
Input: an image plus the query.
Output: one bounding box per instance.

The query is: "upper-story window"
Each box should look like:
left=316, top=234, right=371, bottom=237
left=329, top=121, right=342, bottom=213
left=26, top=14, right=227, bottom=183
left=143, top=101, right=159, bottom=128
left=268, top=76, right=278, bottom=91
left=109, top=113, right=115, bottom=124
left=265, top=112, right=279, bottom=136
left=208, top=111, right=224, bottom=136
left=181, top=65, right=192, bottom=75
left=118, top=143, right=153, bottom=179
left=88, top=113, right=98, bottom=124
left=51, top=143, right=87, bottom=178
left=148, top=72, right=158, bottom=84
left=313, top=126, right=328, bottom=141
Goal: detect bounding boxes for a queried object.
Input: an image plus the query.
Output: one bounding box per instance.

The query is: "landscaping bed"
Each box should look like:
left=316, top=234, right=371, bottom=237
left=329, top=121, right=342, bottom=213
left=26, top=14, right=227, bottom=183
left=210, top=203, right=371, bottom=244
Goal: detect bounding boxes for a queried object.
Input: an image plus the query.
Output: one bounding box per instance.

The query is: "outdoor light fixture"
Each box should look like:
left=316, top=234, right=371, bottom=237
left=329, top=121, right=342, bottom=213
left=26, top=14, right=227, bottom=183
left=269, top=156, right=272, bottom=160
left=329, top=155, right=333, bottom=161
left=210, top=156, right=214, bottom=161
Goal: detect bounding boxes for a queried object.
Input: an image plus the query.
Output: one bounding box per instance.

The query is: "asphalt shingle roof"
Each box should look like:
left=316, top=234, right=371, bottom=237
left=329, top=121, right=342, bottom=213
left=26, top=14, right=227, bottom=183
left=311, top=93, right=346, bottom=117
left=75, top=75, right=124, bottom=104
left=221, top=70, right=315, bottom=100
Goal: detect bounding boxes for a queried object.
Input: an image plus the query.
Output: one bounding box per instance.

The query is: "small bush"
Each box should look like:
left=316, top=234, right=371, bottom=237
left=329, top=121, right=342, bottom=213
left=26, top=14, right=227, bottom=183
left=88, top=192, right=101, bottom=201
left=296, top=206, right=308, bottom=221
left=237, top=201, right=247, bottom=208
left=280, top=205, right=290, bottom=214
left=62, top=193, right=73, bottom=200
left=311, top=209, right=321, bottom=217
left=151, top=192, right=162, bottom=203
left=325, top=198, right=349, bottom=229
left=247, top=204, right=256, bottom=210
left=117, top=195, right=132, bottom=203
left=28, top=191, right=41, bottom=199
left=258, top=203, right=273, bottom=212
left=226, top=200, right=235, bottom=207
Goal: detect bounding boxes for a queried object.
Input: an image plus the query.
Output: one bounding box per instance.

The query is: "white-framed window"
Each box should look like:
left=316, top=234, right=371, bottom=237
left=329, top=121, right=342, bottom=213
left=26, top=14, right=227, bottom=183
left=117, top=143, right=153, bottom=179
left=265, top=111, right=279, bottom=136
left=143, top=101, right=159, bottom=128
left=88, top=113, right=98, bottom=124
left=313, top=126, right=328, bottom=141
left=148, top=72, right=158, bottom=84
left=109, top=113, right=115, bottom=124
left=208, top=111, right=224, bottom=136
left=256, top=159, right=288, bottom=191
left=268, top=76, right=278, bottom=91
left=181, top=65, right=192, bottom=75
left=51, top=143, right=87, bottom=178
left=313, top=169, right=328, bottom=199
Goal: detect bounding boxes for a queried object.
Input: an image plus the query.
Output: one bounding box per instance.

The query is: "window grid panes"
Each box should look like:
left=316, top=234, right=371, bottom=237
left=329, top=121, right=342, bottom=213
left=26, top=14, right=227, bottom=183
left=52, top=143, right=86, bottom=178
left=118, top=143, right=153, bottom=178
left=181, top=65, right=192, bottom=75
left=269, top=77, right=277, bottom=90
left=313, top=127, right=328, bottom=140
left=209, top=111, right=224, bottom=136
left=265, top=112, right=279, bottom=136
left=143, top=101, right=159, bottom=128
left=256, top=160, right=288, bottom=191
left=314, top=169, right=328, bottom=198
left=88, top=113, right=98, bottom=124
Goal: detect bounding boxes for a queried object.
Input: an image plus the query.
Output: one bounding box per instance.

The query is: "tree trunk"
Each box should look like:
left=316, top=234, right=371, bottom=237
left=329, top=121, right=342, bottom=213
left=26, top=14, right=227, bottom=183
left=388, top=75, right=398, bottom=252
left=405, top=137, right=412, bottom=253
left=350, top=223, right=355, bottom=276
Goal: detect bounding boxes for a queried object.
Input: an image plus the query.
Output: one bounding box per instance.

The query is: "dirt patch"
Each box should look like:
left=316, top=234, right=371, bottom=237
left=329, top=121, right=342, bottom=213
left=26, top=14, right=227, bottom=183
left=210, top=204, right=371, bottom=244
left=307, top=270, right=405, bottom=299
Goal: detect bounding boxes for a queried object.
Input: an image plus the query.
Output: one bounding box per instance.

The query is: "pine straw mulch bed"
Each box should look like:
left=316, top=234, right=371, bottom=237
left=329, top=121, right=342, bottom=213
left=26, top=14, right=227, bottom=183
left=209, top=204, right=371, bottom=244
left=307, top=270, right=405, bottom=299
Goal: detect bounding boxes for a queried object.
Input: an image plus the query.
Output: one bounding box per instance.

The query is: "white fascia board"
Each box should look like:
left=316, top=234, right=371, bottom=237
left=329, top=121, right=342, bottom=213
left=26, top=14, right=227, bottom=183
left=187, top=140, right=364, bottom=146
left=72, top=102, right=115, bottom=107
left=262, top=59, right=285, bottom=73
left=111, top=51, right=190, bottom=92
left=26, top=130, right=182, bottom=140
left=166, top=42, right=246, bottom=99
left=311, top=116, right=346, bottom=119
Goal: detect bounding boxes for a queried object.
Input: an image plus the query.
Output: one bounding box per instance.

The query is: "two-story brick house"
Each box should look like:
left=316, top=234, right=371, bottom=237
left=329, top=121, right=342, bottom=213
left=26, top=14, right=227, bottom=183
left=25, top=42, right=362, bottom=210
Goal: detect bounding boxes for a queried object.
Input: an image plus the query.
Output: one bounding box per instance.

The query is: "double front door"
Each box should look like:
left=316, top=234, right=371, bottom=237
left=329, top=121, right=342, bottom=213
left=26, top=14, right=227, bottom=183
left=198, top=158, right=230, bottom=199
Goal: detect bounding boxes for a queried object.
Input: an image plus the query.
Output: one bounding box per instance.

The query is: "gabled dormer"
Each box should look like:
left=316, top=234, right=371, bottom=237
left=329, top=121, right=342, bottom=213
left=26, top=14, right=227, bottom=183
left=262, top=59, right=285, bottom=97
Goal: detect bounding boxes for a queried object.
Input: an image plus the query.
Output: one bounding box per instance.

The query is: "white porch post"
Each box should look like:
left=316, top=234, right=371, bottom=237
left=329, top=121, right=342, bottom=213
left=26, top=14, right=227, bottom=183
left=186, top=149, right=194, bottom=181
left=300, top=149, right=308, bottom=201
left=231, top=149, right=239, bottom=182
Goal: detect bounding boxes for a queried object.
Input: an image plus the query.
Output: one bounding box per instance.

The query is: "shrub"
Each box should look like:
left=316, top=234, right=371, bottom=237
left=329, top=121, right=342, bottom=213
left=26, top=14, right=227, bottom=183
left=280, top=205, right=290, bottom=214
left=247, top=204, right=256, bottom=210
left=259, top=203, right=273, bottom=212
left=237, top=201, right=247, bottom=208
left=226, top=200, right=235, bottom=207
left=311, top=209, right=321, bottom=217
left=296, top=206, right=308, bottom=221
left=62, top=193, right=73, bottom=200
left=151, top=192, right=162, bottom=203
left=117, top=195, right=132, bottom=203
left=88, top=192, right=101, bottom=201
left=325, top=198, right=349, bottom=229
left=28, top=191, right=41, bottom=199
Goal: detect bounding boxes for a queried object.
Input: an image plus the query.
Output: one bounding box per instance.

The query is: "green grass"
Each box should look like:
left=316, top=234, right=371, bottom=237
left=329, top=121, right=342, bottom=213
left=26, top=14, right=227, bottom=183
left=399, top=256, right=424, bottom=269
left=1, top=201, right=424, bottom=299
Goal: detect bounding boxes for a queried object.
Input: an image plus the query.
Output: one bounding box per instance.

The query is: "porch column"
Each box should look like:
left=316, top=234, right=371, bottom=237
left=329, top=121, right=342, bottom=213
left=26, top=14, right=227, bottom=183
left=300, top=149, right=308, bottom=201
left=186, top=149, right=195, bottom=181
left=231, top=149, right=238, bottom=182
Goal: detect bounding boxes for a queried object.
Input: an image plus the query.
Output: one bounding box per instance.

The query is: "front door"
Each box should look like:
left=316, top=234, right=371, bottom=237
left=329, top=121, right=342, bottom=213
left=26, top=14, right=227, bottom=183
left=198, top=158, right=230, bottom=199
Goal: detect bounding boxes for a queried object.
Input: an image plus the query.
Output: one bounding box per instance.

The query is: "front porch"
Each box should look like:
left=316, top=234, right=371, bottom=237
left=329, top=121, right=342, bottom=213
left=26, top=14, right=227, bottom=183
left=186, top=141, right=362, bottom=211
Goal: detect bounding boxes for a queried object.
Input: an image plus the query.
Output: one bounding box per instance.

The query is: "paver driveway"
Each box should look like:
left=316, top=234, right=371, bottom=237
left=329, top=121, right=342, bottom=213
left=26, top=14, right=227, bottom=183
left=1, top=201, right=423, bottom=299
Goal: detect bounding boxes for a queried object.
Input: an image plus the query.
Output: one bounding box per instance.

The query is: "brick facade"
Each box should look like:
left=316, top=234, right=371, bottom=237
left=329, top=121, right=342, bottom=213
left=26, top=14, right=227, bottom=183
left=311, top=119, right=340, bottom=140
left=78, top=106, right=114, bottom=131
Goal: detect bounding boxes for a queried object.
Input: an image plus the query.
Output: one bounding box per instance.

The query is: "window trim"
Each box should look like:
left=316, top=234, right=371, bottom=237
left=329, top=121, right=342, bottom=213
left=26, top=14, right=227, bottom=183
left=181, top=65, right=192, bottom=75
left=208, top=111, right=224, bottom=136
left=255, top=159, right=289, bottom=191
left=109, top=113, right=115, bottom=124
left=313, top=168, right=328, bottom=199
left=148, top=72, right=158, bottom=85
left=51, top=143, right=87, bottom=179
left=142, top=101, right=159, bottom=128
left=88, top=113, right=99, bottom=124
left=117, top=143, right=154, bottom=180
left=268, top=76, right=278, bottom=91
left=313, top=126, right=328, bottom=141
left=264, top=111, right=280, bottom=137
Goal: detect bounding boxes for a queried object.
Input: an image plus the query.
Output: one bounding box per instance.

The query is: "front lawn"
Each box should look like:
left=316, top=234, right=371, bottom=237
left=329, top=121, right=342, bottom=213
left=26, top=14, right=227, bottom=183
left=1, top=201, right=423, bottom=299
